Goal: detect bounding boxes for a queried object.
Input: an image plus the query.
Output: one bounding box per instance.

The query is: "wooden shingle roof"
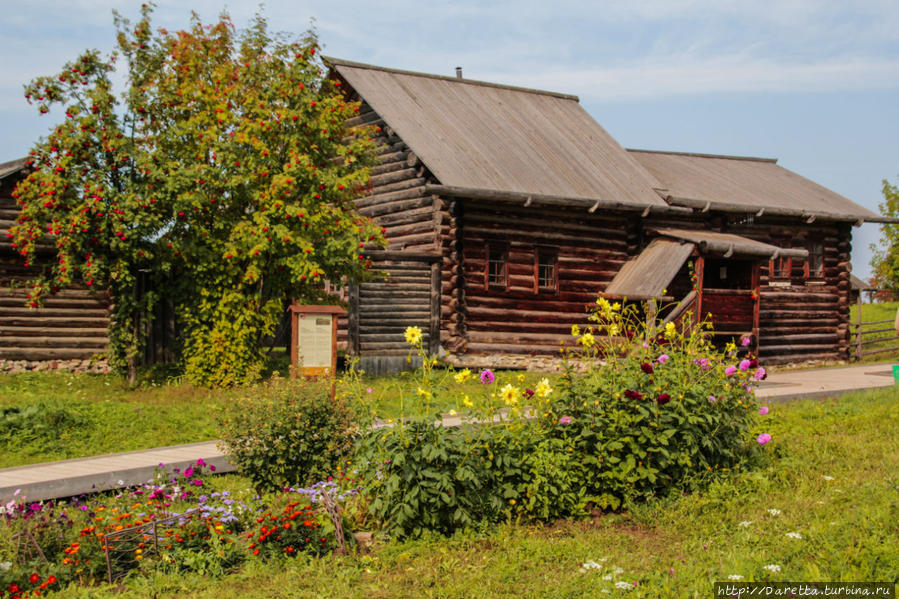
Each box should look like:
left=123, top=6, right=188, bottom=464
left=327, top=57, right=667, bottom=209
left=629, top=149, right=881, bottom=222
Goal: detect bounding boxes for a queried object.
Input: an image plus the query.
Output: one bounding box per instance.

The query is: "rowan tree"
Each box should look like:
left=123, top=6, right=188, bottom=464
left=11, top=5, right=383, bottom=386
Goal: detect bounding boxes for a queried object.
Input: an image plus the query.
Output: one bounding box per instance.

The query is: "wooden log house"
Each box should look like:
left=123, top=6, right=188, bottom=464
left=0, top=158, right=112, bottom=362
left=325, top=57, right=890, bottom=370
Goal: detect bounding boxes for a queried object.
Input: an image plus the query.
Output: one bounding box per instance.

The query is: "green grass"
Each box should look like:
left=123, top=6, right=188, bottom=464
left=54, top=386, right=898, bottom=598
left=850, top=301, right=899, bottom=362
left=0, top=368, right=561, bottom=468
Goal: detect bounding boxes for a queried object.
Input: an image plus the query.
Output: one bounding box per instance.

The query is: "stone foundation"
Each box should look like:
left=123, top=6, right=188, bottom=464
left=0, top=359, right=111, bottom=375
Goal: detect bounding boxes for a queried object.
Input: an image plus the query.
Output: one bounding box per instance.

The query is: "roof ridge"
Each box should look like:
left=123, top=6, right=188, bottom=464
left=323, top=56, right=580, bottom=102
left=627, top=148, right=777, bottom=164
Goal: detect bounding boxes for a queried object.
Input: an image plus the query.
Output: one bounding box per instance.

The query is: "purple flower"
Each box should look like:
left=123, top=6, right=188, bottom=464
left=657, top=354, right=670, bottom=364
left=754, top=367, right=767, bottom=381
left=480, top=369, right=495, bottom=385
left=640, top=362, right=654, bottom=374
left=210, top=465, right=216, bottom=472
left=741, top=336, right=752, bottom=347
left=725, top=365, right=738, bottom=376
left=559, top=416, right=572, bottom=425
left=196, top=458, right=206, bottom=467
left=524, top=388, right=535, bottom=397
left=757, top=433, right=772, bottom=445
left=739, top=359, right=751, bottom=371
left=759, top=406, right=769, bottom=415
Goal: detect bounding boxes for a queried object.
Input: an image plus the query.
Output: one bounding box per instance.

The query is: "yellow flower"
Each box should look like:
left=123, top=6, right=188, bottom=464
left=608, top=323, right=620, bottom=336
left=665, top=321, right=676, bottom=339
left=404, top=326, right=423, bottom=345
left=448, top=409, right=458, bottom=416
left=571, top=324, right=581, bottom=337
left=454, top=368, right=472, bottom=383
left=500, top=383, right=520, bottom=406
left=416, top=387, right=432, bottom=399
left=535, top=378, right=553, bottom=398
left=611, top=302, right=621, bottom=312
left=462, top=395, right=473, bottom=408
left=579, top=332, right=596, bottom=347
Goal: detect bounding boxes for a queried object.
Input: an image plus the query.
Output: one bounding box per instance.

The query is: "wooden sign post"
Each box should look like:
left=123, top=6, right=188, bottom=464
left=289, top=304, right=346, bottom=380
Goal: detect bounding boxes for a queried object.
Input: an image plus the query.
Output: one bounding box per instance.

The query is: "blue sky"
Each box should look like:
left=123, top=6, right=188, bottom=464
left=2, top=0, right=897, bottom=279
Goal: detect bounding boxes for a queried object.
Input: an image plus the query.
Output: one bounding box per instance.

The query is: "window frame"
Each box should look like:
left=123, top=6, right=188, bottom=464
left=534, top=246, right=558, bottom=293
left=768, top=237, right=793, bottom=283
left=804, top=238, right=825, bottom=281
left=485, top=241, right=509, bottom=290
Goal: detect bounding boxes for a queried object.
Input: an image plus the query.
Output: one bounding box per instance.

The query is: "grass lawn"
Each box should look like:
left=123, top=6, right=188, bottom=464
left=57, top=386, right=899, bottom=598
left=850, top=301, right=899, bottom=362
left=0, top=368, right=560, bottom=468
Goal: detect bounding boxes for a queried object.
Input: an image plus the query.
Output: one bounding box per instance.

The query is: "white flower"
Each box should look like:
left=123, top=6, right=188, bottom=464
left=767, top=508, right=781, bottom=516
left=728, top=574, right=744, bottom=580
left=602, top=575, right=613, bottom=581
left=763, top=564, right=781, bottom=573
left=612, top=566, right=624, bottom=575
left=117, top=479, right=125, bottom=486
left=581, top=560, right=603, bottom=570
left=822, top=475, right=835, bottom=481
left=614, top=581, right=633, bottom=590
left=785, top=532, right=802, bottom=539
left=0, top=561, right=11, bottom=572
left=738, top=520, right=753, bottom=527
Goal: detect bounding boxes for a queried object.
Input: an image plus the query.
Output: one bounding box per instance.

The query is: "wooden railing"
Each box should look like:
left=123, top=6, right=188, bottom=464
left=851, top=317, right=899, bottom=360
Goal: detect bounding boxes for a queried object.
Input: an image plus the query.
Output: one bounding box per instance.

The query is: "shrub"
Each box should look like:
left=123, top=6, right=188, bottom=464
left=541, top=299, right=765, bottom=508
left=219, top=377, right=359, bottom=493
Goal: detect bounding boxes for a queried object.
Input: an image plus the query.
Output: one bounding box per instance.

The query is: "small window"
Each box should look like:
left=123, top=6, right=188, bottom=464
left=806, top=240, right=824, bottom=279
left=769, top=238, right=792, bottom=280
left=486, top=243, right=508, bottom=288
left=535, top=247, right=557, bottom=292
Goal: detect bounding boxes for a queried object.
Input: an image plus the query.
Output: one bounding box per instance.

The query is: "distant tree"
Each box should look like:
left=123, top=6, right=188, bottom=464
left=10, top=5, right=383, bottom=386
left=869, top=177, right=899, bottom=300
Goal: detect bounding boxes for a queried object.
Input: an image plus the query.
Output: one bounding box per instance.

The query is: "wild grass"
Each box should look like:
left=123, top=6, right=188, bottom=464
left=56, top=386, right=899, bottom=598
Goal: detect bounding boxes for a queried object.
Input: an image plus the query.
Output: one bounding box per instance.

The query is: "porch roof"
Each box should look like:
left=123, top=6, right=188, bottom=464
left=652, top=228, right=808, bottom=260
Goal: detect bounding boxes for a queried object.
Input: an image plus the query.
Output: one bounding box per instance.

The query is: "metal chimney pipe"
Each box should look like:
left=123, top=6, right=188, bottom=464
left=455, top=66, right=463, bottom=79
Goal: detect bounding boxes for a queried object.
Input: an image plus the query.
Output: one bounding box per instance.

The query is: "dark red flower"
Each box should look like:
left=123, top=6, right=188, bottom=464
left=656, top=393, right=671, bottom=405
left=624, top=389, right=643, bottom=400
left=640, top=362, right=654, bottom=374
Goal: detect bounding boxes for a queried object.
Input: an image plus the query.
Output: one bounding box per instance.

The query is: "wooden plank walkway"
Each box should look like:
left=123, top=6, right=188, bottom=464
left=0, top=363, right=895, bottom=504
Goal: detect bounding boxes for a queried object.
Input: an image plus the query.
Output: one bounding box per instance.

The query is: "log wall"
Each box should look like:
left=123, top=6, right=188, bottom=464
left=441, top=200, right=637, bottom=355
left=0, top=172, right=112, bottom=361
left=727, top=220, right=851, bottom=364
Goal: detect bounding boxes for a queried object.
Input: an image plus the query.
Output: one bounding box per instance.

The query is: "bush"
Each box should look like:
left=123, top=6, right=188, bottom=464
left=355, top=302, right=771, bottom=537
left=219, top=377, right=359, bottom=493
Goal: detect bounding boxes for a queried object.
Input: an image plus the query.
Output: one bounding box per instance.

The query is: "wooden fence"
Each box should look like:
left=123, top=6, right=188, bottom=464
left=850, top=315, right=899, bottom=361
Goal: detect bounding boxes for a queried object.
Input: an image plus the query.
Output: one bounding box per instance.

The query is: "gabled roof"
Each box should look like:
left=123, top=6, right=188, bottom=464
left=629, top=149, right=881, bottom=222
left=0, top=158, right=28, bottom=181
left=326, top=57, right=667, bottom=209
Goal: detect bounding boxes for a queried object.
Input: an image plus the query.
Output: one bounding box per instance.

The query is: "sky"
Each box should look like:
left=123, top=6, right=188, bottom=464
left=2, top=0, right=898, bottom=280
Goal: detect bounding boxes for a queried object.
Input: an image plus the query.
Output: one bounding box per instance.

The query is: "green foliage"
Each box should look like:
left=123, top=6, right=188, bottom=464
left=870, top=176, right=899, bottom=295
left=357, top=304, right=767, bottom=538
left=218, top=377, right=358, bottom=492
left=11, top=5, right=384, bottom=386
left=0, top=400, right=86, bottom=447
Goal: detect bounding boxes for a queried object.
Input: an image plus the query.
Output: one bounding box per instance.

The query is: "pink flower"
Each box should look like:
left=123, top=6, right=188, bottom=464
left=366, top=387, right=373, bottom=394
left=559, top=416, right=572, bottom=425
left=725, top=365, right=737, bottom=376
left=657, top=354, right=670, bottom=364
left=196, top=458, right=206, bottom=467
left=741, top=336, right=751, bottom=347
left=739, top=359, right=751, bottom=371
left=480, top=369, right=495, bottom=385
left=759, top=406, right=769, bottom=415
left=708, top=395, right=717, bottom=404
left=754, top=367, right=767, bottom=381
left=757, top=433, right=772, bottom=445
